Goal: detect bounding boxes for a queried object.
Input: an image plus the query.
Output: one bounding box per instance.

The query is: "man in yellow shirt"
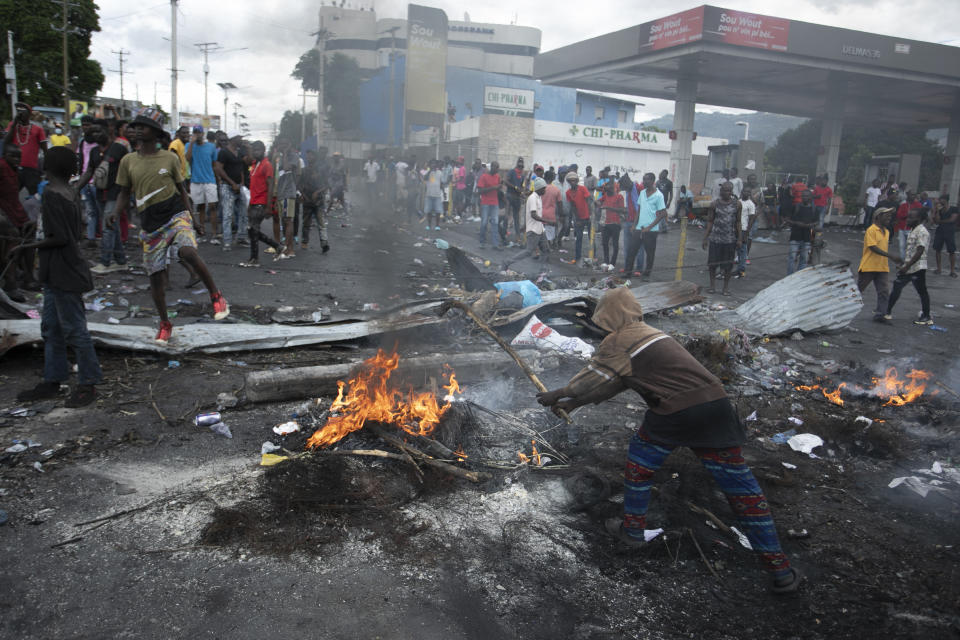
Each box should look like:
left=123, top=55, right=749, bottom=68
left=49, top=125, right=71, bottom=147
left=167, top=125, right=191, bottom=184
left=857, top=207, right=902, bottom=323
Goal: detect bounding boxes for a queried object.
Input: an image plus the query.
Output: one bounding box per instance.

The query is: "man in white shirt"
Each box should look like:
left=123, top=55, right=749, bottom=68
left=729, top=168, right=743, bottom=198
left=502, top=177, right=549, bottom=271
left=736, top=187, right=757, bottom=278
left=364, top=156, right=380, bottom=207
left=394, top=159, right=408, bottom=214
left=863, top=178, right=882, bottom=229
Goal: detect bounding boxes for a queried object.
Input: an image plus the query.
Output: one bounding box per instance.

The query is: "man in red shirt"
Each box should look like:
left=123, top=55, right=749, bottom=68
left=894, top=191, right=922, bottom=261
left=566, top=173, right=592, bottom=263
left=240, top=141, right=283, bottom=267
left=476, top=161, right=502, bottom=250
left=812, top=177, right=833, bottom=229
left=0, top=145, right=30, bottom=300
left=3, top=103, right=48, bottom=195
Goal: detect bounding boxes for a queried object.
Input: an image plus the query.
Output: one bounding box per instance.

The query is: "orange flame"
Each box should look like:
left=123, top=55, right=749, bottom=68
left=454, top=445, right=468, bottom=461
left=517, top=440, right=542, bottom=466
left=305, top=349, right=461, bottom=449
left=794, top=368, right=931, bottom=407
left=872, top=367, right=931, bottom=406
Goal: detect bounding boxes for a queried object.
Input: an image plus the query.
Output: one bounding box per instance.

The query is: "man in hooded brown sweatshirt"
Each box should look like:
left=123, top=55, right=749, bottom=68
left=537, top=287, right=800, bottom=594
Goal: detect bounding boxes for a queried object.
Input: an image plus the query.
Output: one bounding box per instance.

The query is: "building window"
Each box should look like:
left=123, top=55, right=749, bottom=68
left=618, top=109, right=628, bottom=124
left=575, top=102, right=581, bottom=117
left=594, top=106, right=605, bottom=120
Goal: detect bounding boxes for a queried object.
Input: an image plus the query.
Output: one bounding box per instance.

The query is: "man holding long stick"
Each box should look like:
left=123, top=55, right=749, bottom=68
left=536, top=288, right=800, bottom=594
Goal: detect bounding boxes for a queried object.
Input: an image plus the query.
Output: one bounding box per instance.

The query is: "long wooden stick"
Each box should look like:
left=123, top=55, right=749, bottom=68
left=440, top=300, right=572, bottom=424
left=372, top=425, right=491, bottom=483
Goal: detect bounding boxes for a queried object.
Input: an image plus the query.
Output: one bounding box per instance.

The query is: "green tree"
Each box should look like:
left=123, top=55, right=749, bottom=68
left=291, top=49, right=361, bottom=134
left=766, top=119, right=944, bottom=210
left=0, top=0, right=105, bottom=119
left=278, top=109, right=316, bottom=147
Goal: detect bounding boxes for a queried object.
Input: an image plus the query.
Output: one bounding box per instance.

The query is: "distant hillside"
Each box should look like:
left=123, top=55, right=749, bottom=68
left=641, top=112, right=806, bottom=148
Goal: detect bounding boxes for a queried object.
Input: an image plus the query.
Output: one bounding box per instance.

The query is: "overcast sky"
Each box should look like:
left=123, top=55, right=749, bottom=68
left=89, top=0, right=960, bottom=141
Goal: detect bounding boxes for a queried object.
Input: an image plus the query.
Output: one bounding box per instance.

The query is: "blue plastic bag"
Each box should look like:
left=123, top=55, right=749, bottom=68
left=494, top=280, right=542, bottom=308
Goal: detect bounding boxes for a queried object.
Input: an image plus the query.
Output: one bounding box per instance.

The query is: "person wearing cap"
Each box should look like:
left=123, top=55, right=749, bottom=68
left=185, top=124, right=220, bottom=243
left=502, top=176, right=549, bottom=272
left=3, top=102, right=48, bottom=195
left=857, top=206, right=902, bottom=323
left=536, top=287, right=800, bottom=595
left=114, top=108, right=230, bottom=344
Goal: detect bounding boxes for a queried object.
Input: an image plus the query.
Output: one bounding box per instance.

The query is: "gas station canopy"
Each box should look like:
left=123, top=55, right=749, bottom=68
left=535, top=6, right=960, bottom=127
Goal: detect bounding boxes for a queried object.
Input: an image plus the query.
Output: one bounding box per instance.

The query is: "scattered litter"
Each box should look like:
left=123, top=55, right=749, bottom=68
left=888, top=476, right=940, bottom=498
left=217, top=392, right=239, bottom=409
left=26, top=309, right=40, bottom=319
left=782, top=462, right=797, bottom=469
left=510, top=314, right=595, bottom=359
left=118, top=297, right=130, bottom=307
left=790, top=331, right=804, bottom=341
left=4, top=443, right=27, bottom=453
left=855, top=416, right=873, bottom=428
left=930, top=325, right=948, bottom=332
left=261, top=442, right=281, bottom=454
left=107, top=317, right=121, bottom=325
left=787, top=433, right=824, bottom=455
left=876, top=348, right=893, bottom=354
left=944, top=304, right=956, bottom=309
left=787, top=528, right=809, bottom=539
left=194, top=412, right=222, bottom=427
left=32, top=461, right=43, bottom=473
left=191, top=288, right=206, bottom=295
left=745, top=410, right=758, bottom=421
left=932, top=461, right=943, bottom=474
left=167, top=360, right=180, bottom=369
left=494, top=280, right=542, bottom=307
left=10, top=408, right=35, bottom=417
left=413, top=242, right=424, bottom=248
left=644, top=528, right=664, bottom=542
left=788, top=417, right=803, bottom=426
left=362, top=303, right=380, bottom=311
left=412, top=258, right=424, bottom=266
left=730, top=526, right=753, bottom=549
left=209, top=422, right=232, bottom=438
left=434, top=239, right=450, bottom=250
left=770, top=429, right=797, bottom=445
left=273, top=421, right=300, bottom=435
left=175, top=299, right=194, bottom=306
left=260, top=453, right=289, bottom=466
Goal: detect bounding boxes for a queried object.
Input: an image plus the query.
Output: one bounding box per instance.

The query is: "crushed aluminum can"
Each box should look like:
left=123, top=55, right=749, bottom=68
left=194, top=412, right=222, bottom=427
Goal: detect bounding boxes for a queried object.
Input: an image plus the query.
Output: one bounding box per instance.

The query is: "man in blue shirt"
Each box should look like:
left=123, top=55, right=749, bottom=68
left=623, top=172, right=667, bottom=281
left=185, top=126, right=220, bottom=242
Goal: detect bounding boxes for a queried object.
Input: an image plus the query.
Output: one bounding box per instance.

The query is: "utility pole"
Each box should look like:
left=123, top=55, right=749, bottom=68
left=217, top=82, right=236, bottom=133
left=299, top=91, right=308, bottom=145
left=312, top=22, right=332, bottom=144
left=109, top=48, right=131, bottom=116
left=381, top=26, right=400, bottom=146
left=194, top=41, right=221, bottom=116
left=170, top=0, right=179, bottom=129
left=5, top=31, right=17, bottom=119
left=62, top=0, right=69, bottom=124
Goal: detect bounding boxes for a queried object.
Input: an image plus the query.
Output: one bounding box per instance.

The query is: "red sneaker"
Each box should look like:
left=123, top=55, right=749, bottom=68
left=212, top=292, right=230, bottom=320
left=155, top=320, right=173, bottom=344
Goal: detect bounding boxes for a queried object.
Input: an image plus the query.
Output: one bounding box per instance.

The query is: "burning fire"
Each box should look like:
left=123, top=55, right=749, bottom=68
left=517, top=440, right=542, bottom=466
left=306, top=349, right=462, bottom=449
left=873, top=367, right=931, bottom=406
left=454, top=446, right=468, bottom=461
left=794, top=367, right=931, bottom=407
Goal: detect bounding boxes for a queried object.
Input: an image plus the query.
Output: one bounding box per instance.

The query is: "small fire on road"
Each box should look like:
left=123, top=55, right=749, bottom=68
left=795, top=367, right=932, bottom=407
left=306, top=349, right=462, bottom=449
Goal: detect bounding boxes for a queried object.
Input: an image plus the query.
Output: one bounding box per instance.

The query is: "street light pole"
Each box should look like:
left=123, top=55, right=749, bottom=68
left=735, top=120, right=749, bottom=141
left=217, top=82, right=236, bottom=133
left=194, top=42, right=221, bottom=117
left=171, top=0, right=179, bottom=129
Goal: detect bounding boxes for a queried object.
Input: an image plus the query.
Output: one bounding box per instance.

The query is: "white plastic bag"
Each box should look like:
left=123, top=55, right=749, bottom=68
left=510, top=314, right=595, bottom=359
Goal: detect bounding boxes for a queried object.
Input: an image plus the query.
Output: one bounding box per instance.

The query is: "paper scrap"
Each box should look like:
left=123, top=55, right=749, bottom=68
left=644, top=528, right=664, bottom=542
left=272, top=421, right=300, bottom=435
left=730, top=526, right=753, bottom=550
left=787, top=433, right=823, bottom=455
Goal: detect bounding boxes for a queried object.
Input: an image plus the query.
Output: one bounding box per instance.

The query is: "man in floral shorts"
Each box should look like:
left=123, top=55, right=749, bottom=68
left=114, top=108, right=229, bottom=343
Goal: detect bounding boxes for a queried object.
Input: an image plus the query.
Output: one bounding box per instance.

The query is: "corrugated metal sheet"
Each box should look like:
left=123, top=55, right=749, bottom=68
left=733, top=262, right=863, bottom=335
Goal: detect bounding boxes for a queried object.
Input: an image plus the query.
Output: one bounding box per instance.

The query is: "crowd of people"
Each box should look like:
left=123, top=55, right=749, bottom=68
left=2, top=100, right=956, bottom=403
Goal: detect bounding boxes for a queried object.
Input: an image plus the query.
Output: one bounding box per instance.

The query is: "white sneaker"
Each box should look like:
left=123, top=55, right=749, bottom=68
left=209, top=237, right=221, bottom=246
left=89, top=263, right=111, bottom=275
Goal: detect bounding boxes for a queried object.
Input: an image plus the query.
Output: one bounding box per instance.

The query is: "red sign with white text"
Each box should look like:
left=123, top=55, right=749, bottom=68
left=639, top=7, right=705, bottom=51
left=709, top=9, right=790, bottom=51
